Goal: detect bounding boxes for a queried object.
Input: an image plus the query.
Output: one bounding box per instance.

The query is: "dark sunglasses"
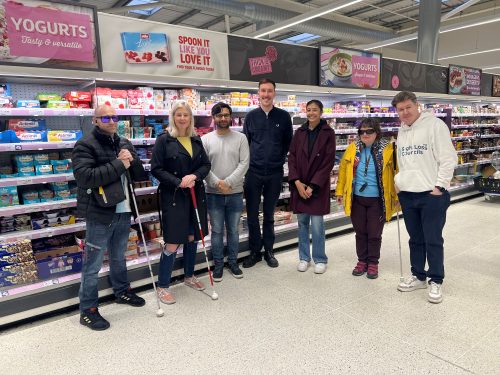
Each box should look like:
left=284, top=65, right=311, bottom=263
left=99, top=115, right=119, bottom=123
left=358, top=128, right=376, bottom=135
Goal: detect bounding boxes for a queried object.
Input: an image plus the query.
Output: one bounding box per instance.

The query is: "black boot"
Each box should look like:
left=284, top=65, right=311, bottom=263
left=242, top=252, right=262, bottom=268
left=264, top=249, right=279, bottom=268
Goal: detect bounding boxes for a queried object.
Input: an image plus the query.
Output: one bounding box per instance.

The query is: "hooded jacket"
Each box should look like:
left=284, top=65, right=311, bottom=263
left=395, top=111, right=457, bottom=192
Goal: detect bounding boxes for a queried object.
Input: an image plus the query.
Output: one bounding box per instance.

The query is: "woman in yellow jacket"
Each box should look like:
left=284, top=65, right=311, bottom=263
left=335, top=118, right=398, bottom=279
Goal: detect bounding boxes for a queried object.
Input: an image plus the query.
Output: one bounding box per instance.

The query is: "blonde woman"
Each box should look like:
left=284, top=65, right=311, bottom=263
left=150, top=101, right=211, bottom=304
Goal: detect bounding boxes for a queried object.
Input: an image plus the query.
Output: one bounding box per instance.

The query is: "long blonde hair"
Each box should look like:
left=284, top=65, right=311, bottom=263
left=168, top=101, right=197, bottom=137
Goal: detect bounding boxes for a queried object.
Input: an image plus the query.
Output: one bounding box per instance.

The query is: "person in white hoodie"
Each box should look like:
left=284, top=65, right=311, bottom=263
left=392, top=91, right=457, bottom=304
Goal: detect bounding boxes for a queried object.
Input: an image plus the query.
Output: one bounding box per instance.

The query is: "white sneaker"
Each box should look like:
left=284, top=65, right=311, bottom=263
left=397, top=275, right=427, bottom=292
left=428, top=282, right=443, bottom=304
left=314, top=263, right=327, bottom=274
left=297, top=260, right=309, bottom=272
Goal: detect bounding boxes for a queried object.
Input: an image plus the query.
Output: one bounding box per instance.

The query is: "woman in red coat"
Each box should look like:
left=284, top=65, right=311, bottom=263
left=288, top=100, right=336, bottom=274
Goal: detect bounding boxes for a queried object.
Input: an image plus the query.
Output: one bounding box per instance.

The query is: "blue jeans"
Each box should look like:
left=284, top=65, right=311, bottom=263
left=398, top=191, right=450, bottom=284
left=79, top=213, right=131, bottom=312
left=157, top=221, right=197, bottom=289
left=207, top=193, right=244, bottom=269
left=297, top=214, right=327, bottom=264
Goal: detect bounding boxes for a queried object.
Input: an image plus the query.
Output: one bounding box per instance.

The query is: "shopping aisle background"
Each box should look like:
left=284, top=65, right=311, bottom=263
left=1, top=196, right=499, bottom=375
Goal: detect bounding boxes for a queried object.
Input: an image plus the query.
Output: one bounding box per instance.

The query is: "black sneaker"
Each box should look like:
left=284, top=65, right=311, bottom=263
left=213, top=266, right=223, bottom=282
left=116, top=288, right=146, bottom=307
left=80, top=308, right=110, bottom=331
left=264, top=251, right=279, bottom=268
left=242, top=253, right=262, bottom=268
left=228, top=263, right=243, bottom=279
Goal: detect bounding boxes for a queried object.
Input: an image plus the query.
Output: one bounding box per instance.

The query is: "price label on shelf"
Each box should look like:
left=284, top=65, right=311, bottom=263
left=0, top=290, right=9, bottom=298
left=31, top=109, right=44, bottom=116
left=20, top=178, right=33, bottom=185
left=42, top=280, right=54, bottom=287
left=14, top=144, right=23, bottom=151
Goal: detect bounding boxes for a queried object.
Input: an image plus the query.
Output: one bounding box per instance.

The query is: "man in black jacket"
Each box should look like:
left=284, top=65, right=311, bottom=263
left=72, top=105, right=146, bottom=331
left=243, top=79, right=293, bottom=268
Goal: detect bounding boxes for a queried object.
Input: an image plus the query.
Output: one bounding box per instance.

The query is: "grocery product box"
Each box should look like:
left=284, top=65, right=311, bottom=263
left=16, top=100, right=41, bottom=108
left=14, top=154, right=34, bottom=167
left=35, top=245, right=82, bottom=280
left=53, top=190, right=73, bottom=200
left=22, top=190, right=40, bottom=204
left=0, top=251, right=35, bottom=267
left=50, top=160, right=72, bottom=175
left=47, top=130, right=82, bottom=142
left=50, top=182, right=69, bottom=191
left=31, top=234, right=75, bottom=252
left=0, top=262, right=37, bottom=278
left=0, top=84, right=11, bottom=96
left=33, top=153, right=50, bottom=166
left=3, top=130, right=48, bottom=143
left=0, top=186, right=19, bottom=207
left=0, top=269, right=38, bottom=287
left=36, top=93, right=62, bottom=101
left=31, top=214, right=75, bottom=230
left=69, top=101, right=91, bottom=109
left=39, top=189, right=55, bottom=202
left=35, top=164, right=53, bottom=176
left=43, top=100, right=70, bottom=109
left=63, top=92, right=91, bottom=102
left=17, top=165, right=35, bottom=177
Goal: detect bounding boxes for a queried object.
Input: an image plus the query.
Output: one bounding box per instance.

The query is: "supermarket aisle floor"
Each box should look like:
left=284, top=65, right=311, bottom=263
left=2, top=196, right=499, bottom=375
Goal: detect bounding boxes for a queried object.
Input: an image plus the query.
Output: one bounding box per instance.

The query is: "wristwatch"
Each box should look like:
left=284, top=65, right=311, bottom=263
left=435, top=186, right=446, bottom=193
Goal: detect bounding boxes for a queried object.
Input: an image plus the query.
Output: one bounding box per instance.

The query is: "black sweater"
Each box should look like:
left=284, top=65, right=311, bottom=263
left=243, top=106, right=293, bottom=175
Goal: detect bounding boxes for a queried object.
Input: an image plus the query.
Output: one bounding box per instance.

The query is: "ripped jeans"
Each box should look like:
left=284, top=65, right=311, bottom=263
left=79, top=213, right=132, bottom=312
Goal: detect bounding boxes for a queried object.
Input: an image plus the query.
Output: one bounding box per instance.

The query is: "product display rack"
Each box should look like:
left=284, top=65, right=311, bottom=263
left=0, top=72, right=496, bottom=327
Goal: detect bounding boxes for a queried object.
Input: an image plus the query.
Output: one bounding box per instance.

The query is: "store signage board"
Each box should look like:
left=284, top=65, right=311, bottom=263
left=227, top=35, right=318, bottom=85
left=449, top=64, right=481, bottom=96
left=319, top=46, right=381, bottom=89
left=492, top=75, right=500, bottom=97
left=0, top=0, right=101, bottom=71
left=99, top=14, right=229, bottom=80
left=381, top=58, right=448, bottom=94
left=481, top=73, right=493, bottom=97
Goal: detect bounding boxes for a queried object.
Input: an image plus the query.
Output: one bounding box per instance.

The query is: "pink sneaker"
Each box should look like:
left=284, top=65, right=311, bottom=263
left=157, top=287, right=176, bottom=304
left=367, top=264, right=379, bottom=279
left=352, top=261, right=367, bottom=276
left=184, top=276, right=205, bottom=291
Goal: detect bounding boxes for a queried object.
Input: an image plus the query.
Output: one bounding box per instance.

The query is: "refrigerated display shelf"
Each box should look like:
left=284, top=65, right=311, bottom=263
left=451, top=124, right=499, bottom=129
left=0, top=173, right=74, bottom=188
left=0, top=142, right=76, bottom=152
left=451, top=113, right=500, bottom=117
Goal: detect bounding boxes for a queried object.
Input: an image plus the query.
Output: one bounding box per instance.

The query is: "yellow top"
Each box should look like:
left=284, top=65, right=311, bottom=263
left=178, top=137, right=193, bottom=157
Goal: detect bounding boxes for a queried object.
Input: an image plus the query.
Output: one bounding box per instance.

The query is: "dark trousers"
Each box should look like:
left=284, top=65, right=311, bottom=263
left=244, top=170, right=283, bottom=255
left=350, top=195, right=385, bottom=265
left=398, top=191, right=450, bottom=284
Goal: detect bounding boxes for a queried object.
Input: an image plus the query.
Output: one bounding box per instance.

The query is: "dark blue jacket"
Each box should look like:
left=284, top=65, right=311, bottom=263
left=243, top=106, right=293, bottom=175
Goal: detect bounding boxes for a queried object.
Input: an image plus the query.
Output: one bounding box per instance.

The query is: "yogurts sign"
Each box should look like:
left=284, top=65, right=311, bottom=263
left=0, top=0, right=101, bottom=70
left=320, top=46, right=381, bottom=89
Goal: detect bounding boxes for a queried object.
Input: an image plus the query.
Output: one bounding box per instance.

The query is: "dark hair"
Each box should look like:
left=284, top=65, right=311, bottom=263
left=258, top=78, right=276, bottom=89
left=306, top=100, right=323, bottom=112
left=358, top=118, right=382, bottom=140
left=391, top=91, right=417, bottom=107
left=211, top=102, right=232, bottom=117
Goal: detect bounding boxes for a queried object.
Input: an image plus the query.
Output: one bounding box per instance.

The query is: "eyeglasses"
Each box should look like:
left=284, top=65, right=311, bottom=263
left=358, top=129, right=376, bottom=135
left=99, top=115, right=119, bottom=123
left=215, top=113, right=231, bottom=119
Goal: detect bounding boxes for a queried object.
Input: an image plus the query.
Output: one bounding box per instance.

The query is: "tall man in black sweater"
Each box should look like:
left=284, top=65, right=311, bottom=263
left=243, top=79, right=293, bottom=268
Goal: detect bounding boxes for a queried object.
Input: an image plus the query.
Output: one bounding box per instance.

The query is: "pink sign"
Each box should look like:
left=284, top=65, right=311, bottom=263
left=5, top=1, right=93, bottom=62
left=351, top=56, right=379, bottom=89
left=248, top=56, right=272, bottom=76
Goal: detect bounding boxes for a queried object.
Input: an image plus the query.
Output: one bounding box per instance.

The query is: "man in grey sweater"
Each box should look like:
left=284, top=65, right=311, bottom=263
left=202, top=102, right=250, bottom=281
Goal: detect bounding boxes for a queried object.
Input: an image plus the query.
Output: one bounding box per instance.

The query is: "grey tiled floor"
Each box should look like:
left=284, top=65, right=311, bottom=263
left=1, top=196, right=499, bottom=374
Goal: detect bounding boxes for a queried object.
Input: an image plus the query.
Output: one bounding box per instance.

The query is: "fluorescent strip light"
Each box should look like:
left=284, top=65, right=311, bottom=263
left=439, top=47, right=500, bottom=60
left=440, top=16, right=500, bottom=33
left=253, top=0, right=363, bottom=39
left=483, top=66, right=500, bottom=71
left=365, top=36, right=417, bottom=50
